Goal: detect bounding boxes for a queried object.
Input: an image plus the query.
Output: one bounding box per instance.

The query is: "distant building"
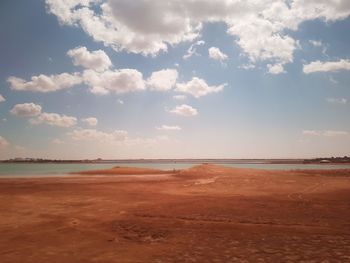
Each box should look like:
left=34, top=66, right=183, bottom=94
left=320, top=160, right=331, bottom=163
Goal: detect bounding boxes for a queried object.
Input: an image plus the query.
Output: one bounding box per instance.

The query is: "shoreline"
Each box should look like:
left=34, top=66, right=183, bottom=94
left=2, top=158, right=350, bottom=165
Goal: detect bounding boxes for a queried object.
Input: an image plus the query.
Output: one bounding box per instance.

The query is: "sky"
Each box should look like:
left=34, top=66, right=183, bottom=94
left=0, top=0, right=350, bottom=160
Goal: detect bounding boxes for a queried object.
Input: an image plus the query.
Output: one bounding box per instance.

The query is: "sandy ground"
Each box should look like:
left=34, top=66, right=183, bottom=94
left=1, top=164, right=350, bottom=263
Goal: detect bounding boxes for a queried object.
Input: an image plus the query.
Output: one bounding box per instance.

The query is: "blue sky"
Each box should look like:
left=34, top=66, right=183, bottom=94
left=0, top=0, right=350, bottom=159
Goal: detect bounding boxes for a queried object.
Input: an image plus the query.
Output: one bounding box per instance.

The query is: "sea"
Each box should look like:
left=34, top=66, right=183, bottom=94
left=1, top=161, right=350, bottom=177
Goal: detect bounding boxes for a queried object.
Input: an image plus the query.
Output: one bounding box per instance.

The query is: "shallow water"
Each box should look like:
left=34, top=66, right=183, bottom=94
left=0, top=162, right=350, bottom=177
left=0, top=163, right=116, bottom=177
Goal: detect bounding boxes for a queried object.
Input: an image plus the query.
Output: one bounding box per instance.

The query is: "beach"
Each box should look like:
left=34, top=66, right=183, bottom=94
left=1, top=164, right=350, bottom=262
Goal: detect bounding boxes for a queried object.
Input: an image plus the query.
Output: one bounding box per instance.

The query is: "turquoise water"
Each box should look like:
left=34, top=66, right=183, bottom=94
left=0, top=163, right=116, bottom=177
left=0, top=162, right=350, bottom=177
left=0, top=162, right=193, bottom=177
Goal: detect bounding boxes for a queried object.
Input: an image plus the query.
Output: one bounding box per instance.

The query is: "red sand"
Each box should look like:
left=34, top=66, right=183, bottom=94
left=1, top=164, right=350, bottom=262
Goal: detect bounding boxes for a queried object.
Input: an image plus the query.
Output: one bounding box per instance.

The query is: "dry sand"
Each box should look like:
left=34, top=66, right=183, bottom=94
left=1, top=164, right=350, bottom=262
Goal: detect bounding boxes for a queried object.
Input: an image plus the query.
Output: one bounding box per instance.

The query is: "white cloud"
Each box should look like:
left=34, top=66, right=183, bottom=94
left=67, top=46, right=112, bottom=72
left=45, top=0, right=350, bottom=71
left=117, top=99, right=124, bottom=105
left=7, top=72, right=82, bottom=92
left=170, top=104, right=198, bottom=117
left=303, top=59, right=350, bottom=74
left=0, top=94, right=5, bottom=102
left=84, top=67, right=180, bottom=95
left=10, top=103, right=42, bottom=117
left=176, top=77, right=226, bottom=98
left=69, top=129, right=128, bottom=142
left=326, top=98, right=347, bottom=105
left=208, top=47, right=228, bottom=62
left=183, top=40, right=205, bottom=60
left=309, top=40, right=323, bottom=47
left=289, top=0, right=350, bottom=23
left=229, top=19, right=297, bottom=65
left=83, top=68, right=146, bottom=95
left=0, top=136, right=9, bottom=148
left=45, top=0, right=94, bottom=25
left=240, top=64, right=256, bottom=70
left=10, top=103, right=77, bottom=128
left=302, top=130, right=349, bottom=137
left=46, top=0, right=200, bottom=56
left=267, top=63, right=285, bottom=74
left=81, top=117, right=98, bottom=126
left=146, top=69, right=178, bottom=91
left=156, top=125, right=182, bottom=131
left=173, top=95, right=187, bottom=100
left=30, top=113, right=77, bottom=127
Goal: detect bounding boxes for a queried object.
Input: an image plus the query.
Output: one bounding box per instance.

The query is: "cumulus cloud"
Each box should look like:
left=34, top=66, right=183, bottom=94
left=83, top=69, right=146, bottom=95
left=7, top=72, right=82, bottom=92
left=0, top=136, right=9, bottom=148
left=208, top=47, right=228, bottom=62
left=46, top=0, right=201, bottom=56
left=10, top=103, right=77, bottom=129
left=156, top=125, right=182, bottom=131
left=302, top=130, right=349, bottom=137
left=82, top=66, right=180, bottom=95
left=10, top=103, right=42, bottom=117
left=303, top=59, right=350, bottom=74
left=67, top=46, right=112, bottom=72
left=81, top=117, right=98, bottom=126
left=0, top=94, right=5, bottom=102
left=326, top=98, right=347, bottom=105
left=45, top=0, right=350, bottom=71
left=8, top=43, right=183, bottom=96
left=228, top=17, right=297, bottom=67
left=82, top=117, right=98, bottom=126
left=183, top=40, right=205, bottom=60
left=267, top=63, right=285, bottom=74
left=170, top=104, right=198, bottom=117
left=176, top=77, right=226, bottom=98
left=10, top=103, right=77, bottom=128
left=146, top=69, right=178, bottom=91
left=30, top=113, right=77, bottom=127
left=69, top=129, right=128, bottom=142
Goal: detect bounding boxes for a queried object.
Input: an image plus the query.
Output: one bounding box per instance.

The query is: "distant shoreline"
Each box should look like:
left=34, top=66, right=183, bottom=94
left=1, top=158, right=350, bottom=165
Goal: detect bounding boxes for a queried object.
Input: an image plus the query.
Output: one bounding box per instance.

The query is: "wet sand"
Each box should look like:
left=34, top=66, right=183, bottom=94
left=1, top=164, right=350, bottom=262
